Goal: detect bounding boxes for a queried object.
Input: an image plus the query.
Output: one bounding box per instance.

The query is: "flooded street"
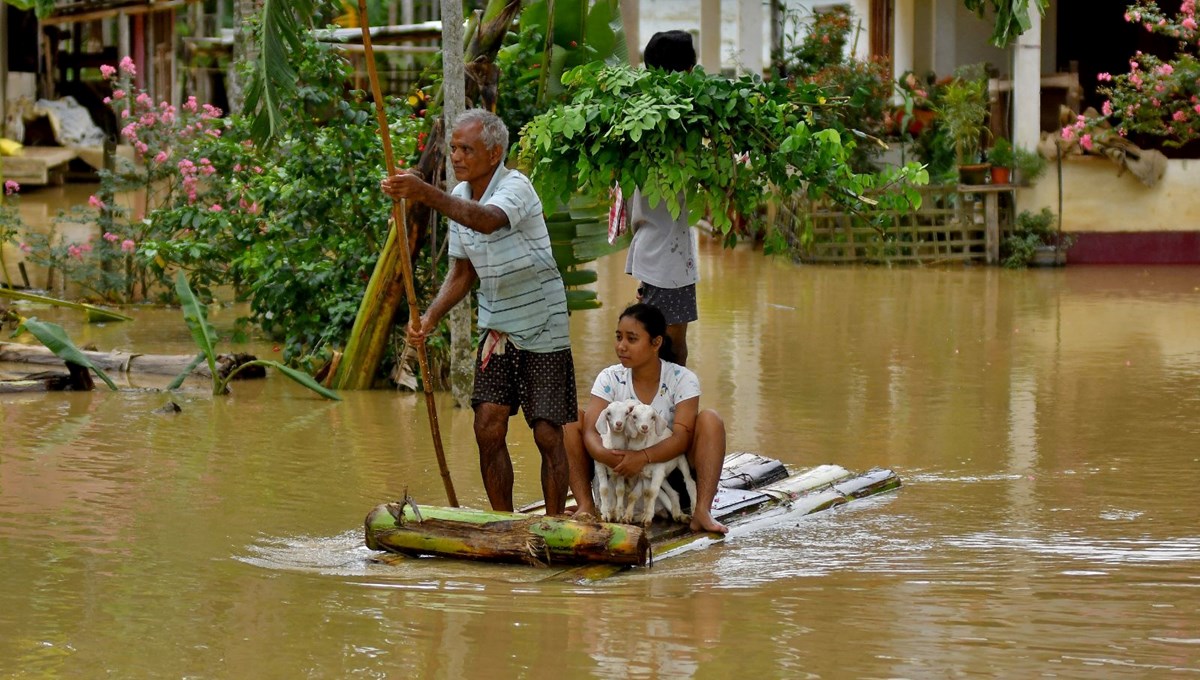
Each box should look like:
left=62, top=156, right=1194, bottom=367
left=2, top=192, right=1199, bottom=677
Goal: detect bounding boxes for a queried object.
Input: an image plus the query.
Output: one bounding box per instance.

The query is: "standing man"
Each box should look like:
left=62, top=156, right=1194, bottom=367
left=626, top=30, right=700, bottom=365
left=381, top=109, right=576, bottom=515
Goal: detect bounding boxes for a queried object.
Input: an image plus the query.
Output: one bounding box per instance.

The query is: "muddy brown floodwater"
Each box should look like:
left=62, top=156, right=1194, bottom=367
left=2, top=190, right=1199, bottom=677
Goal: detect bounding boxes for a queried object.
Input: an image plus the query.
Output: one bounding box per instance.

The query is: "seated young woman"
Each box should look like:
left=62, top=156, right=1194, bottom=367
left=565, top=303, right=729, bottom=534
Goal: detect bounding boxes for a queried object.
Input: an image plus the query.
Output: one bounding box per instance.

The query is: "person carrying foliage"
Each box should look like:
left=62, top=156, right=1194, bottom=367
left=380, top=109, right=576, bottom=515
left=624, top=30, right=703, bottom=366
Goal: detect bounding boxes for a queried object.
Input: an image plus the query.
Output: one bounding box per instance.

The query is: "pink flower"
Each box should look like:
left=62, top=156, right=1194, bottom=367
left=68, top=245, right=83, bottom=259
left=1158, top=63, right=1175, bottom=76
left=1061, top=127, right=1076, bottom=142
left=154, top=150, right=169, bottom=164
left=121, top=239, right=136, bottom=253
left=4, top=179, right=18, bottom=195
left=119, top=56, right=137, bottom=75
left=1185, top=17, right=1198, bottom=30
left=88, top=194, right=106, bottom=209
left=19, top=243, right=31, bottom=253
left=1174, top=109, right=1188, bottom=121
left=1102, top=100, right=1114, bottom=116
left=103, top=232, right=119, bottom=242
left=1081, top=134, right=1094, bottom=151
left=1097, top=72, right=1112, bottom=82
left=210, top=203, right=223, bottom=212
left=112, top=89, right=126, bottom=100
left=100, top=64, right=116, bottom=78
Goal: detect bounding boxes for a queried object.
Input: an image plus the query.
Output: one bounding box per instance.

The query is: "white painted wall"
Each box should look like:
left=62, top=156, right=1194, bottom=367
left=1020, top=158, right=1200, bottom=233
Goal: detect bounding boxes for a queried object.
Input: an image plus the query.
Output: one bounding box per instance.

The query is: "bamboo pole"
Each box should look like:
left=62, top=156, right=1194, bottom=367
left=355, top=0, right=457, bottom=508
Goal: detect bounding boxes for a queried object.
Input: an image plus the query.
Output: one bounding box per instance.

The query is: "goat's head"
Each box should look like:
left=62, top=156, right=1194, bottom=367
left=626, top=402, right=667, bottom=439
left=597, top=399, right=635, bottom=436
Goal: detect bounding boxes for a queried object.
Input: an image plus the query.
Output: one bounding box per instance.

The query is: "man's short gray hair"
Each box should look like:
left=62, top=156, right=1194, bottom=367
left=455, top=109, right=509, bottom=155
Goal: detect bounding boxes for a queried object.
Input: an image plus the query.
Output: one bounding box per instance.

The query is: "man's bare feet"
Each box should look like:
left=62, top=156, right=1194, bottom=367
left=690, top=509, right=728, bottom=535
left=572, top=501, right=598, bottom=521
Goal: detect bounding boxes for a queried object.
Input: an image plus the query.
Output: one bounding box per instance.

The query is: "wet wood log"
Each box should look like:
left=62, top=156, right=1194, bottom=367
left=364, top=502, right=650, bottom=567
left=0, top=342, right=265, bottom=380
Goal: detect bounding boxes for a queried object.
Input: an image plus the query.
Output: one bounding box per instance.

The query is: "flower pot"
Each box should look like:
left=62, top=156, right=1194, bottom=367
left=958, top=163, right=991, bottom=186
left=903, top=107, right=936, bottom=136
left=1030, top=245, right=1067, bottom=267
left=989, top=166, right=1011, bottom=185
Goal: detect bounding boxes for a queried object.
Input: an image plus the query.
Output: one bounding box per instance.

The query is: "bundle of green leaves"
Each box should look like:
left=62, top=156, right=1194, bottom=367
left=517, top=63, right=927, bottom=243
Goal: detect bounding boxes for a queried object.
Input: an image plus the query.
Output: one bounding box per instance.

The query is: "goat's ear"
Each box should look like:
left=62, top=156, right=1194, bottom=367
left=655, top=414, right=668, bottom=437
left=596, top=410, right=610, bottom=435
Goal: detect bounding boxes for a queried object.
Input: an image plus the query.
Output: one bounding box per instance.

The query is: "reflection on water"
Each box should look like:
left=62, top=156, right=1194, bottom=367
left=3, top=213, right=1200, bottom=676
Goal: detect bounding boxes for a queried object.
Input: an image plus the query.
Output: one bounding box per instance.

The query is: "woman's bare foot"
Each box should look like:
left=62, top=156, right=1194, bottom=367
left=690, top=508, right=728, bottom=534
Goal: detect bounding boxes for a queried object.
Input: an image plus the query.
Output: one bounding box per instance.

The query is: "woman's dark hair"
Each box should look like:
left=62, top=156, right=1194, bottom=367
left=619, top=302, right=679, bottom=364
left=643, top=30, right=696, bottom=73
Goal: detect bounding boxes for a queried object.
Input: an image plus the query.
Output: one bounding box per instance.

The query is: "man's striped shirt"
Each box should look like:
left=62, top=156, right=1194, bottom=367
left=448, top=164, right=570, bottom=353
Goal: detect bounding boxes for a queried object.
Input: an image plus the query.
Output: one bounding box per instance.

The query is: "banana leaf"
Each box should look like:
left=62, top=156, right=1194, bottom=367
left=14, top=317, right=118, bottom=391
left=0, top=288, right=133, bottom=323
left=238, top=360, right=342, bottom=401
left=174, top=271, right=220, bottom=392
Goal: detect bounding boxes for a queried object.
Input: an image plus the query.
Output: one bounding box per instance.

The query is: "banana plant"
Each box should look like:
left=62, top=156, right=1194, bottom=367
left=11, top=317, right=119, bottom=390
left=171, top=271, right=341, bottom=400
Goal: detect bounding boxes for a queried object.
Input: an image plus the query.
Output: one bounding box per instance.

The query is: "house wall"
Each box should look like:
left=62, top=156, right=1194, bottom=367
left=1017, top=157, right=1200, bottom=264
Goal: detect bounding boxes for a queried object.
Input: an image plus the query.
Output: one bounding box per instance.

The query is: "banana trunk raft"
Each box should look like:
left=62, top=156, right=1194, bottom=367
left=363, top=453, right=901, bottom=573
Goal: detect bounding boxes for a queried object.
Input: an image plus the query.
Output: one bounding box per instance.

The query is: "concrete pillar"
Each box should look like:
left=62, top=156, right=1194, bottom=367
left=737, top=0, right=763, bottom=76
left=932, top=0, right=957, bottom=77
left=621, top=0, right=640, bottom=67
left=893, top=0, right=915, bottom=81
left=1012, top=6, right=1042, bottom=151
left=700, top=0, right=721, bottom=73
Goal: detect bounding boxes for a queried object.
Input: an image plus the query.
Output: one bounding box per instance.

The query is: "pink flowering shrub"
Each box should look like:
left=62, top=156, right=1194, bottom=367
left=14, top=57, right=233, bottom=302
left=1, top=180, right=25, bottom=288
left=1073, top=0, right=1200, bottom=147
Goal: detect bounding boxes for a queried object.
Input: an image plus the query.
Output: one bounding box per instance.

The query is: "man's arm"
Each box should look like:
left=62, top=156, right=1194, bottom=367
left=409, top=256, right=478, bottom=342
left=381, top=173, right=509, bottom=234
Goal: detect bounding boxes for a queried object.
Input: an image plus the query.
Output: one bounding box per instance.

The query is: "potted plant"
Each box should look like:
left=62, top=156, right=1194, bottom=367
left=1001, top=208, right=1075, bottom=268
left=987, top=137, right=1014, bottom=184
left=1013, top=146, right=1048, bottom=186
left=934, top=66, right=990, bottom=184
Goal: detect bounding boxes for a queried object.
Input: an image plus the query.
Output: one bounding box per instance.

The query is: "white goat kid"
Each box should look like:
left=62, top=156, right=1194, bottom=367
left=593, top=399, right=637, bottom=522
left=621, top=403, right=698, bottom=526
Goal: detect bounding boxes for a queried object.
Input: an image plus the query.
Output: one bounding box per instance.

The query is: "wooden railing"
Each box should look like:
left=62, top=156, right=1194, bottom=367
left=775, top=185, right=1013, bottom=265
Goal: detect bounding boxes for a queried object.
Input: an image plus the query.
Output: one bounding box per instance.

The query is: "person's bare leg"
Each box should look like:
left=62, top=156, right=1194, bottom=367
left=563, top=417, right=598, bottom=517
left=687, top=409, right=729, bottom=534
left=532, top=419, right=569, bottom=515
left=474, top=402, right=514, bottom=511
left=666, top=322, right=689, bottom=366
